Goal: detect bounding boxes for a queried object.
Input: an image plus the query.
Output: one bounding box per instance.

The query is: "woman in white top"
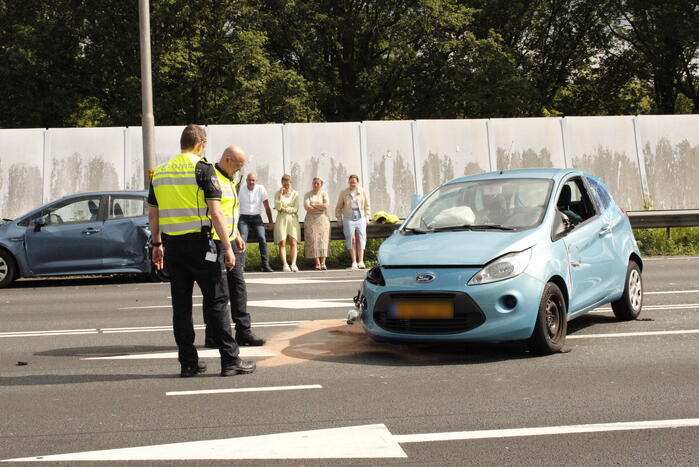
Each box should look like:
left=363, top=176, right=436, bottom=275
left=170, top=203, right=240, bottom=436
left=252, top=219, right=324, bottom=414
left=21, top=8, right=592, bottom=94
left=335, top=174, right=370, bottom=270
left=273, top=174, right=301, bottom=272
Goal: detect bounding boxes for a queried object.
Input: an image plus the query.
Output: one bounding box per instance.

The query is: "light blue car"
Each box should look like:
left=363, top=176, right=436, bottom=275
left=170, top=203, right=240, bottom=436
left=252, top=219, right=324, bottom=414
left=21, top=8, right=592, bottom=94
left=351, top=168, right=643, bottom=354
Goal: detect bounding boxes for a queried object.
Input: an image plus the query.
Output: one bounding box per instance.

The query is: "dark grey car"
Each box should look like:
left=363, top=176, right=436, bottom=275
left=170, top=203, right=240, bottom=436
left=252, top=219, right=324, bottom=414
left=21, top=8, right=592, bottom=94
left=0, top=191, right=162, bottom=288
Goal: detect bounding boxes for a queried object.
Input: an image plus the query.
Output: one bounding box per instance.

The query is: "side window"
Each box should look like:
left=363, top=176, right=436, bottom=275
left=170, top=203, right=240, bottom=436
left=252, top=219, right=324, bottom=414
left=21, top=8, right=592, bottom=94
left=586, top=177, right=612, bottom=211
left=556, top=178, right=597, bottom=227
left=109, top=197, right=146, bottom=219
left=45, top=198, right=102, bottom=225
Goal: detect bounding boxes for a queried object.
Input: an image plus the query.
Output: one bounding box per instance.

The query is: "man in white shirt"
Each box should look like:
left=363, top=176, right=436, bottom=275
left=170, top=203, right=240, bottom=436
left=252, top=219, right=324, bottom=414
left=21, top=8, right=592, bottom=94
left=238, top=172, right=275, bottom=271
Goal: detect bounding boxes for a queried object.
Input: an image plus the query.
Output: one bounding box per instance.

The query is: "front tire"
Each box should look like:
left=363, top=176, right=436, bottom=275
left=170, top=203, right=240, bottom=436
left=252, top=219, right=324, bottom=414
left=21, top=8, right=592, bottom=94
left=0, top=249, right=17, bottom=288
left=611, top=261, right=642, bottom=321
left=529, top=282, right=567, bottom=355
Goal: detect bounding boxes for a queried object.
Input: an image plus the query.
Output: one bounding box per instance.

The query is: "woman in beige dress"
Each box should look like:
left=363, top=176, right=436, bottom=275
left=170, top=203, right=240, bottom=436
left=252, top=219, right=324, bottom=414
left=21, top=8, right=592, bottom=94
left=273, top=174, right=301, bottom=272
left=303, top=177, right=330, bottom=270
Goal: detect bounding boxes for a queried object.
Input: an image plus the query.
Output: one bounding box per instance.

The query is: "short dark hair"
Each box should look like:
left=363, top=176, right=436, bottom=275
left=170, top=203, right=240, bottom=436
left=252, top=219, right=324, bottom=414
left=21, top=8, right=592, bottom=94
left=180, top=124, right=207, bottom=150
left=348, top=174, right=359, bottom=183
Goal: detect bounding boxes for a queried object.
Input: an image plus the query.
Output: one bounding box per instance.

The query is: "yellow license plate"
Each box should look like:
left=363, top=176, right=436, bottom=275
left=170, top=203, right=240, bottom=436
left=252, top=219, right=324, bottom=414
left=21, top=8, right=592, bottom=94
left=395, top=301, right=454, bottom=319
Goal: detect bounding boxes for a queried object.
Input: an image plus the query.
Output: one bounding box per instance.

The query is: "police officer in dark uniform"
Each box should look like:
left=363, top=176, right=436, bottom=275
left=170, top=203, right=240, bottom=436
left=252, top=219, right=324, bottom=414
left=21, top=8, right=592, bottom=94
left=148, top=124, right=255, bottom=377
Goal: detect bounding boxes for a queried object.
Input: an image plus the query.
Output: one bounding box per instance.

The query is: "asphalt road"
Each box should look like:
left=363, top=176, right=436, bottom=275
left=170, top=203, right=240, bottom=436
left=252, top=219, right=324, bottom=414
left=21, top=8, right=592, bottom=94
left=1, top=257, right=698, bottom=465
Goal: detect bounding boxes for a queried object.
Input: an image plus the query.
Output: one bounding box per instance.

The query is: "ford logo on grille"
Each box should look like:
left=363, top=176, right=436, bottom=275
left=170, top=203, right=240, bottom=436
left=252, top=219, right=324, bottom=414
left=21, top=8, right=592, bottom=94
left=416, top=272, right=436, bottom=283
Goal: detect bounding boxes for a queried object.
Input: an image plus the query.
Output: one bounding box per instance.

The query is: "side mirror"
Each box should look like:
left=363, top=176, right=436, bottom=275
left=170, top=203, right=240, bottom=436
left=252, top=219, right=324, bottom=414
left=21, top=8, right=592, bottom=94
left=553, top=211, right=573, bottom=238
left=34, top=217, right=47, bottom=232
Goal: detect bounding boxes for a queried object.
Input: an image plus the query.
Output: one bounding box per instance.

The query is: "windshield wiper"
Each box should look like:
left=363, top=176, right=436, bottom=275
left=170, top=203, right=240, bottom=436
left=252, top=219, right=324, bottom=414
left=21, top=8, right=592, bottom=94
left=431, top=223, right=515, bottom=232
left=403, top=227, right=427, bottom=234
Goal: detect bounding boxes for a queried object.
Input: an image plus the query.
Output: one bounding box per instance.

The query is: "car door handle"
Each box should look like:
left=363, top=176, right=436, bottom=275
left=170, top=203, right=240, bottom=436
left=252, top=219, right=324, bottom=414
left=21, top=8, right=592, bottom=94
left=598, top=224, right=612, bottom=236
left=570, top=261, right=582, bottom=268
left=82, top=228, right=101, bottom=235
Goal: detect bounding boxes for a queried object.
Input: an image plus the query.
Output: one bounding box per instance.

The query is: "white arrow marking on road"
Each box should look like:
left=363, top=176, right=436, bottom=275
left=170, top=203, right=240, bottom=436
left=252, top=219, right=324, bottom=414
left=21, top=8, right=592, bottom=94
left=3, top=424, right=406, bottom=461
left=5, top=418, right=699, bottom=462
left=81, top=348, right=276, bottom=360
left=392, top=417, right=699, bottom=443
left=166, top=384, right=323, bottom=396
left=593, top=303, right=699, bottom=312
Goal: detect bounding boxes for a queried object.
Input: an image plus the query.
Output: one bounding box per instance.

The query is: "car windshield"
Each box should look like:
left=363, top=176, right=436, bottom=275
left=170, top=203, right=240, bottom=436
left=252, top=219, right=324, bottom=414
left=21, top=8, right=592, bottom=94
left=404, top=178, right=553, bottom=233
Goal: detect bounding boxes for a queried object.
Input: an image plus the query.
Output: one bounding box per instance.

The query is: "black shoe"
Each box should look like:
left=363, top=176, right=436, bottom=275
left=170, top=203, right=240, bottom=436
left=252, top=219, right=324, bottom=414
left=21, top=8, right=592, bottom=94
left=180, top=361, right=207, bottom=377
left=236, top=332, right=266, bottom=346
left=221, top=358, right=256, bottom=376
left=262, top=264, right=274, bottom=272
left=204, top=339, right=218, bottom=349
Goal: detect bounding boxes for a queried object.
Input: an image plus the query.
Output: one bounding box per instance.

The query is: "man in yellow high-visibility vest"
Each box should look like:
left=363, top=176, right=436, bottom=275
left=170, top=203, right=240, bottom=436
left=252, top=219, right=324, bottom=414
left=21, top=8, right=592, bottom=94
left=147, top=124, right=255, bottom=378
left=204, top=145, right=266, bottom=348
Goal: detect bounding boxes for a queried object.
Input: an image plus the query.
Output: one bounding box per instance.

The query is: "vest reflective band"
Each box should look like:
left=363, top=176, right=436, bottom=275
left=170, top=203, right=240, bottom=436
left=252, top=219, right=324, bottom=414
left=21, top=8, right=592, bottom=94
left=152, top=153, right=212, bottom=235
left=212, top=166, right=239, bottom=241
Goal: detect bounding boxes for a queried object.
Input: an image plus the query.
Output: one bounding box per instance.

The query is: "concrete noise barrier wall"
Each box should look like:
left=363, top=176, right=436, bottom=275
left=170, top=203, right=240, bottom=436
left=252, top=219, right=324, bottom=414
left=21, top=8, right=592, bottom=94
left=1, top=115, right=698, bottom=221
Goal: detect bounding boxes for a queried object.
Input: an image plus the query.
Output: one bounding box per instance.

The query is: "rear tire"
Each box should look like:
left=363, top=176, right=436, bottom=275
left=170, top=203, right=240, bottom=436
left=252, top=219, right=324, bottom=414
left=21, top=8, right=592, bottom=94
left=0, top=249, right=17, bottom=288
left=528, top=282, right=567, bottom=355
left=611, top=261, right=642, bottom=321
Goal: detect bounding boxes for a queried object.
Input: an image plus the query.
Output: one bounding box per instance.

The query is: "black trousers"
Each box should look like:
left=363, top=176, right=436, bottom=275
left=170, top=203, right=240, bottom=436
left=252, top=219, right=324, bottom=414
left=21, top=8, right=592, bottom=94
left=205, top=243, right=251, bottom=342
left=163, top=233, right=239, bottom=366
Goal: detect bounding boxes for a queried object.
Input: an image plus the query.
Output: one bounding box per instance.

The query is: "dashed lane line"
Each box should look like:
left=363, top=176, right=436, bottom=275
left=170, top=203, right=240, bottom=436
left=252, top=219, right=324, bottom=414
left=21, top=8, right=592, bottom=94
left=166, top=384, right=323, bottom=396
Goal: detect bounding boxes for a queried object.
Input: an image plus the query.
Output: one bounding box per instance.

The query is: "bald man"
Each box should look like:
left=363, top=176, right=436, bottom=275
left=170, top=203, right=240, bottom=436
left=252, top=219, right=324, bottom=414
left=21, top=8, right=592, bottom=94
left=204, top=146, right=265, bottom=356
left=238, top=172, right=275, bottom=272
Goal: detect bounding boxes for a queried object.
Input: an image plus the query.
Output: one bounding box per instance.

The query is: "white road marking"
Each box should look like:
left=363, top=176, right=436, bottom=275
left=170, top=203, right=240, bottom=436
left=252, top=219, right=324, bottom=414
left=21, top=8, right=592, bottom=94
left=81, top=348, right=276, bottom=360
left=0, top=329, right=98, bottom=338
left=593, top=303, right=699, bottom=313
left=392, top=418, right=699, bottom=443
left=568, top=329, right=699, bottom=339
left=246, top=278, right=362, bottom=285
left=6, top=418, right=698, bottom=461
left=248, top=299, right=353, bottom=309
left=3, top=424, right=406, bottom=461
left=166, top=384, right=323, bottom=396
left=101, top=321, right=300, bottom=334
left=120, top=298, right=353, bottom=310
left=645, top=290, right=699, bottom=295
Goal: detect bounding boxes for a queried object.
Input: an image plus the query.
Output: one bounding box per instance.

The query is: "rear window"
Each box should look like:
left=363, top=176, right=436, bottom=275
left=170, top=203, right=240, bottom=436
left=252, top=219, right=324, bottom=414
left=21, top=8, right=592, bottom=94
left=586, top=177, right=612, bottom=211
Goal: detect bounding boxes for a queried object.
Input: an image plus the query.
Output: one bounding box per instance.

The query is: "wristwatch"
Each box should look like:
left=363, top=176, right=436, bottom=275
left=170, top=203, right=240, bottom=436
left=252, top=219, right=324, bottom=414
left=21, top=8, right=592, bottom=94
left=151, top=241, right=162, bottom=247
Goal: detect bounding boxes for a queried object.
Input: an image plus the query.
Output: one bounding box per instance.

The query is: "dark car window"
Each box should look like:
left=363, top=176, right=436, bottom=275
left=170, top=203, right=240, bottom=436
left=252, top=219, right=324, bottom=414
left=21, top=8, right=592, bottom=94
left=585, top=176, right=612, bottom=211
left=45, top=198, right=102, bottom=225
left=109, top=197, right=146, bottom=219
left=556, top=178, right=597, bottom=228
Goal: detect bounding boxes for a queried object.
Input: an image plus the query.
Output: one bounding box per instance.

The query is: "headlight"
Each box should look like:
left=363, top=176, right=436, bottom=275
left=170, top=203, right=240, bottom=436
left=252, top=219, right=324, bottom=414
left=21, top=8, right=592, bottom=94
left=468, top=248, right=532, bottom=285
left=365, top=265, right=385, bottom=286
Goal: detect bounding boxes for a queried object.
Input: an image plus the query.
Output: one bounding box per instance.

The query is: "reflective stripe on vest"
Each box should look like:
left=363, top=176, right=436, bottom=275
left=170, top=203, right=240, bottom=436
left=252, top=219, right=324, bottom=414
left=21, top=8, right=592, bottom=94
left=152, top=153, right=212, bottom=235
left=212, top=166, right=239, bottom=241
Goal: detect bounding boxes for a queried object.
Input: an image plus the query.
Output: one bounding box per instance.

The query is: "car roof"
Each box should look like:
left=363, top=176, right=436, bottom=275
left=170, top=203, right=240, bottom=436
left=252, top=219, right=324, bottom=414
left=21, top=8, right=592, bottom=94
left=52, top=190, right=148, bottom=202
left=447, top=168, right=580, bottom=185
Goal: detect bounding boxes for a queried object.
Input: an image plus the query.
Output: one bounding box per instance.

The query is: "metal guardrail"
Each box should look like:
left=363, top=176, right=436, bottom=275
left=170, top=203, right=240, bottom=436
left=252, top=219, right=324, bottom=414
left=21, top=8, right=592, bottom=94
left=244, top=210, right=699, bottom=243
left=627, top=210, right=699, bottom=229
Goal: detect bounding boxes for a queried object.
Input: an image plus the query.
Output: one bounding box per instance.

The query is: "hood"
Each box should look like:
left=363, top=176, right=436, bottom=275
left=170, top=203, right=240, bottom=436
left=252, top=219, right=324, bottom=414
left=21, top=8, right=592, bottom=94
left=379, top=229, right=539, bottom=266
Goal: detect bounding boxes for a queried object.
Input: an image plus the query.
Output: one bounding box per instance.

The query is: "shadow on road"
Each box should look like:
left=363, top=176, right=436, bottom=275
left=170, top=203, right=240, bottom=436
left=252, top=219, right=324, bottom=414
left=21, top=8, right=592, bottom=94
left=34, top=345, right=177, bottom=358
left=10, top=275, right=160, bottom=289
left=0, top=373, right=178, bottom=386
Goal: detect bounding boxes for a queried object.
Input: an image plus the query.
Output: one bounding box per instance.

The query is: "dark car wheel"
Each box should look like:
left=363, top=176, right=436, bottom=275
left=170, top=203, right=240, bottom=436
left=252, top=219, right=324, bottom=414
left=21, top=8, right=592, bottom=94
left=611, top=260, right=642, bottom=321
left=528, top=282, right=567, bottom=355
left=0, top=249, right=17, bottom=288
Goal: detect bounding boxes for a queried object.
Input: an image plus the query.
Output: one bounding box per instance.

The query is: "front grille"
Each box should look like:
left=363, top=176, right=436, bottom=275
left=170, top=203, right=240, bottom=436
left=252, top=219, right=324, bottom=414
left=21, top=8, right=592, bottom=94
left=372, top=292, right=485, bottom=334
